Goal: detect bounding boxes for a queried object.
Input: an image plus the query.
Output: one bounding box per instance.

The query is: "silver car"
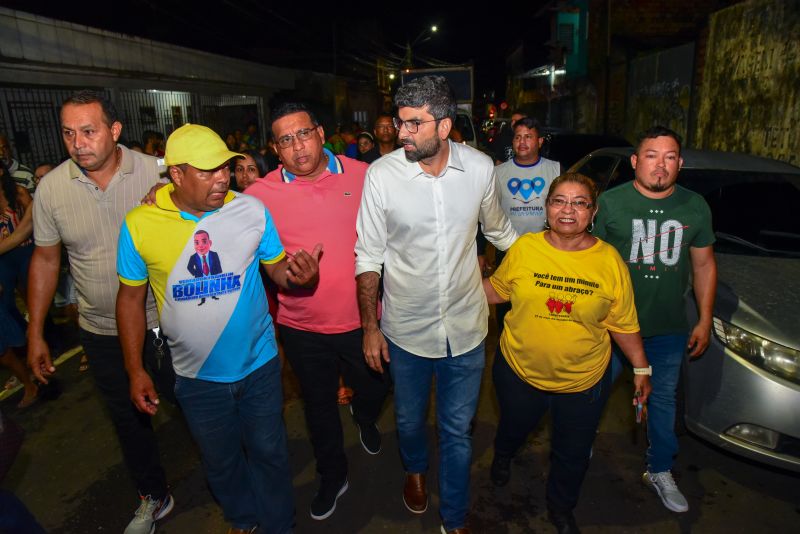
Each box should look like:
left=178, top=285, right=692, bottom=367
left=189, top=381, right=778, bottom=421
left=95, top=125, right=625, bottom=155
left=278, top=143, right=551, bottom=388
left=570, top=147, right=800, bottom=472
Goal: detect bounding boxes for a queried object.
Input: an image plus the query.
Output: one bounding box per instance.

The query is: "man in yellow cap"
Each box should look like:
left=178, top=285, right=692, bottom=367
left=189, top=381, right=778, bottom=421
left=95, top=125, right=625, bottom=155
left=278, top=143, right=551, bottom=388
left=116, top=123, right=322, bottom=534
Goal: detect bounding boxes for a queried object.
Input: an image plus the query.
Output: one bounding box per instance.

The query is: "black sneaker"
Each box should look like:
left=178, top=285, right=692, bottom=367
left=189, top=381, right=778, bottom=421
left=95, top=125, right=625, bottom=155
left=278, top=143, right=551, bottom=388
left=310, top=478, right=348, bottom=520
left=490, top=454, right=511, bottom=487
left=350, top=405, right=381, bottom=455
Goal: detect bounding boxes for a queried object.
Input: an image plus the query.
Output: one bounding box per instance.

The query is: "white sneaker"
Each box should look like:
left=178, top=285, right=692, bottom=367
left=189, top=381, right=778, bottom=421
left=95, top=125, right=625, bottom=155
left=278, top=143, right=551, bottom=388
left=643, top=471, right=689, bottom=512
left=124, top=494, right=175, bottom=534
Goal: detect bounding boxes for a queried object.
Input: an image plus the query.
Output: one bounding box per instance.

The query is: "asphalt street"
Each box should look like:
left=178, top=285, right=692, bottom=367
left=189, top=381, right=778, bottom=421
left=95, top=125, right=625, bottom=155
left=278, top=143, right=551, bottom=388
left=2, top=329, right=799, bottom=533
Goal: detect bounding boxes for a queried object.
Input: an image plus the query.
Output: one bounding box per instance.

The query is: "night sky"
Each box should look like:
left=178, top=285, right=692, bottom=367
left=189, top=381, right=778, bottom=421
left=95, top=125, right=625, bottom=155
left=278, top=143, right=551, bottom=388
left=1, top=1, right=550, bottom=99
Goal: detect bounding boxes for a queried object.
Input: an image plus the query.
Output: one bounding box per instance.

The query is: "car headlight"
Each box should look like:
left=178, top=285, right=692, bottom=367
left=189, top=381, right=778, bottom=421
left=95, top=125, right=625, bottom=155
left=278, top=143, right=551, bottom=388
left=713, top=317, right=800, bottom=384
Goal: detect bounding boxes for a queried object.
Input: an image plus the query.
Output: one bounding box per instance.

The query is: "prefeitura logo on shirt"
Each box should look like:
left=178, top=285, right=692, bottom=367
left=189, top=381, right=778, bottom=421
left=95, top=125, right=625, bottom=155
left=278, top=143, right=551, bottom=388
left=507, top=176, right=547, bottom=203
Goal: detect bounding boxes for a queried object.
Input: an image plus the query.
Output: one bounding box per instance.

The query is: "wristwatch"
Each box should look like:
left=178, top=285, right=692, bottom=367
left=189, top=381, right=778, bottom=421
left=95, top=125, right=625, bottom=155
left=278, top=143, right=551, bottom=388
left=633, top=366, right=653, bottom=376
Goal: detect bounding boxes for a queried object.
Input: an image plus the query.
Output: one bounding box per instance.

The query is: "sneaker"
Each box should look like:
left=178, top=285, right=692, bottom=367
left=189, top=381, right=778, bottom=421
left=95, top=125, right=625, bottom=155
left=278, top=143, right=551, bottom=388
left=490, top=454, right=511, bottom=487
left=124, top=494, right=175, bottom=534
left=642, top=471, right=689, bottom=512
left=310, top=478, right=348, bottom=520
left=350, top=405, right=381, bottom=455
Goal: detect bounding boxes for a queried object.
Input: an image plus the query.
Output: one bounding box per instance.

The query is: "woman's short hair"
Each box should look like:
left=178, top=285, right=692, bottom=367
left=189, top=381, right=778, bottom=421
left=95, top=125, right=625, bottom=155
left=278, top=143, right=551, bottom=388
left=545, top=173, right=599, bottom=207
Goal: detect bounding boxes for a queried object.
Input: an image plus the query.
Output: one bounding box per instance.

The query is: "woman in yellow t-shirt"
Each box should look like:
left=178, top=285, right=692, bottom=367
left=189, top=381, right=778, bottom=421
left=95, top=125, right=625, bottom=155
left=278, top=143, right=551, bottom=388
left=483, top=173, right=652, bottom=533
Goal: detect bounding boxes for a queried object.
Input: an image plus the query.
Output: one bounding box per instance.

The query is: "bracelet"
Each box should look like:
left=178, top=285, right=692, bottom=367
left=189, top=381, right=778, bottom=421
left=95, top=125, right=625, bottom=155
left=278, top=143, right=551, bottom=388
left=633, top=366, right=652, bottom=376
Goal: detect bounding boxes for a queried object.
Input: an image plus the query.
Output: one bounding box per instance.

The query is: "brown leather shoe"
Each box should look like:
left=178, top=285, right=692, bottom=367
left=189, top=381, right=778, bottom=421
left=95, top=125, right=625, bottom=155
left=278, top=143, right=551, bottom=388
left=403, top=472, right=427, bottom=513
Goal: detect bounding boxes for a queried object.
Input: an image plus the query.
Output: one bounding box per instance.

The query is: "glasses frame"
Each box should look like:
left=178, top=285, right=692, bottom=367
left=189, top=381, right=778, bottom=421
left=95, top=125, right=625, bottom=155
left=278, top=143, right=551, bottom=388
left=275, top=125, right=319, bottom=149
left=546, top=198, right=595, bottom=211
left=392, top=117, right=444, bottom=133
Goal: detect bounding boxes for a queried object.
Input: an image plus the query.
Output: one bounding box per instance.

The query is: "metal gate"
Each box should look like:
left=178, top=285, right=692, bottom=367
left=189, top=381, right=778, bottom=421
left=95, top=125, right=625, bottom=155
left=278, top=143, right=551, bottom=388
left=0, top=85, right=265, bottom=170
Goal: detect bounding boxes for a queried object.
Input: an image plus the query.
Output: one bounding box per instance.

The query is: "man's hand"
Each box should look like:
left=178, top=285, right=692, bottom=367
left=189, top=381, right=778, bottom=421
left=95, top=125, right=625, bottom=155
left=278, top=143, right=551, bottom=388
left=687, top=321, right=711, bottom=358
left=286, top=244, right=323, bottom=288
left=363, top=327, right=390, bottom=373
left=28, top=335, right=55, bottom=384
left=632, top=375, right=652, bottom=405
left=141, top=182, right=168, bottom=205
left=129, top=370, right=160, bottom=415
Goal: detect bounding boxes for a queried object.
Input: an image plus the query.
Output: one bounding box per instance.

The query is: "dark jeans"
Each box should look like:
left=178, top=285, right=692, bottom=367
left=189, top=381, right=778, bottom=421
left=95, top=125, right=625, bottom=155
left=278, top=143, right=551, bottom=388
left=79, top=328, right=176, bottom=499
left=279, top=325, right=390, bottom=484
left=0, top=490, right=46, bottom=534
left=492, top=347, right=611, bottom=513
left=0, top=245, right=32, bottom=330
left=175, top=357, right=294, bottom=533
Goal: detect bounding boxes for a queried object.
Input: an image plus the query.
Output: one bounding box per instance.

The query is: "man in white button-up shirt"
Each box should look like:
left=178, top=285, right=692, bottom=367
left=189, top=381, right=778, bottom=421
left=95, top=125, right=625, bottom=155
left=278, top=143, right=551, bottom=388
left=355, top=76, right=518, bottom=534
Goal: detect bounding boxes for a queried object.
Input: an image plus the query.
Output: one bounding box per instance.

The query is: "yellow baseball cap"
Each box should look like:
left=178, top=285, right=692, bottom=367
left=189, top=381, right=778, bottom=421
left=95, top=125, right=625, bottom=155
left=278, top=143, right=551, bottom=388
left=164, top=124, right=243, bottom=169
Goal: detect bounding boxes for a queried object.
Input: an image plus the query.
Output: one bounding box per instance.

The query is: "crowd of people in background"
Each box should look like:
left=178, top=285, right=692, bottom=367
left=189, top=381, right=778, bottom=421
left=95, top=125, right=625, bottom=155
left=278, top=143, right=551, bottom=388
left=0, top=76, right=716, bottom=534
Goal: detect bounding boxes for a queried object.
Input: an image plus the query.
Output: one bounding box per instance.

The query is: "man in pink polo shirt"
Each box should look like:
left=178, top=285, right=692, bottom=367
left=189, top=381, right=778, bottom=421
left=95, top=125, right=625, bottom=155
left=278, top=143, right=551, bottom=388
left=245, top=102, right=389, bottom=522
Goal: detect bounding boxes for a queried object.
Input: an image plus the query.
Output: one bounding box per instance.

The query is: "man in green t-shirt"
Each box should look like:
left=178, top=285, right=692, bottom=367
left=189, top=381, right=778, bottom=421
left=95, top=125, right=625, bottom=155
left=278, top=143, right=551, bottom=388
left=594, top=126, right=717, bottom=514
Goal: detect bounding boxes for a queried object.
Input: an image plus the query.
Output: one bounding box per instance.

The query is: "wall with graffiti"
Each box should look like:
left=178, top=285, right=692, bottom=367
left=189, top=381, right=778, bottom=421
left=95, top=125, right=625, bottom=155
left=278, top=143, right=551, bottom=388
left=696, top=0, right=799, bottom=166
left=625, top=43, right=695, bottom=144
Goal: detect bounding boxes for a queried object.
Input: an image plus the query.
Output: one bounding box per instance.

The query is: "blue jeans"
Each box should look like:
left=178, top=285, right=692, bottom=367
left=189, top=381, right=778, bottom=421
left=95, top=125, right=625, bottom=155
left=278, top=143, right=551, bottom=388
left=611, top=334, right=687, bottom=473
left=174, top=357, right=294, bottom=533
left=388, top=338, right=485, bottom=532
left=493, top=348, right=611, bottom=513
left=0, top=490, right=46, bottom=534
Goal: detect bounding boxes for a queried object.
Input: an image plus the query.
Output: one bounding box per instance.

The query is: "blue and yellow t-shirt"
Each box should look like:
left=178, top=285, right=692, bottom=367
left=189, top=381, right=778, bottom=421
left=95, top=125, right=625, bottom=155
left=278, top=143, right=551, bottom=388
left=117, top=184, right=285, bottom=382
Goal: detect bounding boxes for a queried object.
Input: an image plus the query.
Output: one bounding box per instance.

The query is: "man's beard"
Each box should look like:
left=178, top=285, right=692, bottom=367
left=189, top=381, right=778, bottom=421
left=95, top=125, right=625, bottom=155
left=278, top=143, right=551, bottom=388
left=403, top=136, right=441, bottom=163
left=641, top=176, right=672, bottom=193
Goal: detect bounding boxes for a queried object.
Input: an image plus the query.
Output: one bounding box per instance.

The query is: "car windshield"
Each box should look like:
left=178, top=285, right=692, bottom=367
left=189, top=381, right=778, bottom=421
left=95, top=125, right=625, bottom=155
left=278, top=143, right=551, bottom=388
left=679, top=169, right=800, bottom=258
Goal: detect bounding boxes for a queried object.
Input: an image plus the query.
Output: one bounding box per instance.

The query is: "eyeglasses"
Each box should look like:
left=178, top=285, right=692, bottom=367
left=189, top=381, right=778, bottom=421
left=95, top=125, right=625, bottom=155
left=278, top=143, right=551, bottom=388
left=275, top=126, right=318, bottom=149
left=392, top=117, right=443, bottom=133
left=547, top=198, right=594, bottom=211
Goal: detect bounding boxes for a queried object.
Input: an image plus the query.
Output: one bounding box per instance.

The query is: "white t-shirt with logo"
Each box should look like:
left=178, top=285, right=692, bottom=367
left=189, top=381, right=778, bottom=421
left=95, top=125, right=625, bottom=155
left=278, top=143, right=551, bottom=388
left=495, top=157, right=561, bottom=235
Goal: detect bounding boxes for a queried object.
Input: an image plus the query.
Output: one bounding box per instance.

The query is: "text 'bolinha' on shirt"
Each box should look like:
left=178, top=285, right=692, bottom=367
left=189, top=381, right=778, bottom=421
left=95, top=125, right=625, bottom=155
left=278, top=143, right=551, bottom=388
left=117, top=185, right=285, bottom=382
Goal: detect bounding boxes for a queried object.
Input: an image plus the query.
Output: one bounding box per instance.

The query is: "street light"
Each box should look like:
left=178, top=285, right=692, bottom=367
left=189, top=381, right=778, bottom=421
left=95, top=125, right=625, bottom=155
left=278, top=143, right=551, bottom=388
left=404, top=25, right=438, bottom=69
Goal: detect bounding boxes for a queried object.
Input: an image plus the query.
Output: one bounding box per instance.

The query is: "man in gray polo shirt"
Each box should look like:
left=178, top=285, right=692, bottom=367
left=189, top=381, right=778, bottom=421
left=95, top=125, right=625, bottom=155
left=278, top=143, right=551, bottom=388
left=27, top=90, right=175, bottom=534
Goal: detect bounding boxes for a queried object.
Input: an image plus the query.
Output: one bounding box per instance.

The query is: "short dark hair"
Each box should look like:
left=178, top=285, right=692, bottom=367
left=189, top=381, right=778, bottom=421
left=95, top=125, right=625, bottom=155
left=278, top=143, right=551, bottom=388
left=194, top=229, right=210, bottom=239
left=237, top=149, right=268, bottom=177
left=142, top=130, right=164, bottom=144
left=269, top=102, right=319, bottom=138
left=374, top=113, right=394, bottom=127
left=394, top=76, right=457, bottom=122
left=636, top=126, right=682, bottom=154
left=513, top=117, right=542, bottom=136
left=546, top=173, right=599, bottom=208
left=62, top=90, right=119, bottom=126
